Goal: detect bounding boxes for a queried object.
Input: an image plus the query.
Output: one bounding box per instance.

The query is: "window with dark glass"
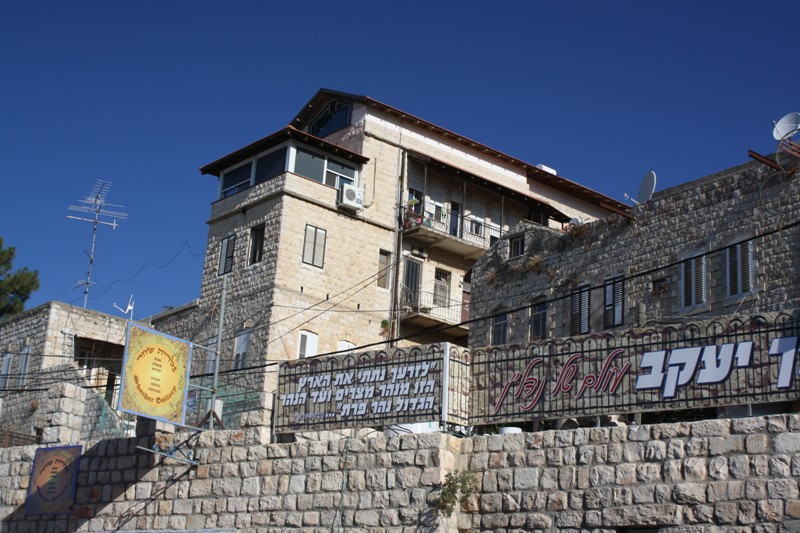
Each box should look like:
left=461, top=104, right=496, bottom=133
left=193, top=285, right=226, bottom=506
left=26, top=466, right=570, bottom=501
left=491, top=312, right=508, bottom=345
left=309, top=100, right=352, bottom=138
left=302, top=224, right=326, bottom=268
left=408, top=188, right=424, bottom=215
left=530, top=301, right=547, bottom=341
left=254, top=148, right=287, bottom=184
left=603, top=276, right=624, bottom=328
left=294, top=148, right=326, bottom=183
left=510, top=236, right=525, bottom=258
left=221, top=162, right=252, bottom=197
left=570, top=286, right=590, bottom=335
left=249, top=224, right=265, bottom=265
left=324, top=159, right=355, bottom=189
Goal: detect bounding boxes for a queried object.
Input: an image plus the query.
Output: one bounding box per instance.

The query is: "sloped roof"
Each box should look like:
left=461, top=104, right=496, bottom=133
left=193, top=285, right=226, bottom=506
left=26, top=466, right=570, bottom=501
left=292, top=89, right=630, bottom=217
left=200, top=125, right=369, bottom=177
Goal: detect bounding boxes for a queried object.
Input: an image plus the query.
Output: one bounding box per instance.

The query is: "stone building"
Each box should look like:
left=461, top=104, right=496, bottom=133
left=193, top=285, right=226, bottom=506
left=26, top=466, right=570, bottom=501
left=0, top=302, right=132, bottom=442
left=150, top=88, right=628, bottom=395
left=469, top=159, right=800, bottom=349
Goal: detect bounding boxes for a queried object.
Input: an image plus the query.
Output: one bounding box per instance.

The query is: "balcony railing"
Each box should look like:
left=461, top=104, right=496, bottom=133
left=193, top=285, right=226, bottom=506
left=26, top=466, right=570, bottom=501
left=400, top=287, right=468, bottom=325
left=402, top=207, right=503, bottom=249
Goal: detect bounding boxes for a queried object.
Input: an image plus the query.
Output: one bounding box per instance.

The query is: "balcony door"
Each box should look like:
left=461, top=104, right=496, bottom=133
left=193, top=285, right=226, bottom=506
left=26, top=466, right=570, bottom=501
left=403, top=260, right=422, bottom=309
left=433, top=268, right=451, bottom=307
left=449, top=202, right=461, bottom=237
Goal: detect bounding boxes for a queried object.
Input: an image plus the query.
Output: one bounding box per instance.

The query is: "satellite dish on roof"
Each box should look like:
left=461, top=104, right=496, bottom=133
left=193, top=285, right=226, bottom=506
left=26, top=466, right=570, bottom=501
left=773, top=112, right=800, bottom=141
left=638, top=171, right=657, bottom=203
left=772, top=112, right=800, bottom=173
left=624, top=171, right=657, bottom=205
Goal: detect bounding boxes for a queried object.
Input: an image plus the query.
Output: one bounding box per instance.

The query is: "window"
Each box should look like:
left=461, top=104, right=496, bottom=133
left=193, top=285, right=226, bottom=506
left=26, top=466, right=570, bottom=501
left=220, top=162, right=253, bottom=197
left=298, top=330, right=319, bottom=358
left=337, top=341, right=355, bottom=353
left=254, top=148, right=287, bottom=185
left=570, top=286, right=590, bottom=335
left=302, top=225, right=326, bottom=268
left=0, top=352, right=12, bottom=390
left=17, top=346, right=30, bottom=387
left=491, top=312, right=508, bottom=345
left=377, top=250, right=391, bottom=289
left=682, top=254, right=706, bottom=308
left=295, top=147, right=356, bottom=190
left=249, top=225, right=265, bottom=265
left=530, top=301, right=547, bottom=341
left=604, top=276, right=624, bottom=328
left=468, top=217, right=484, bottom=236
left=408, top=188, right=424, bottom=215
left=309, top=100, right=352, bottom=138
left=324, top=159, right=355, bottom=190
left=727, top=241, right=752, bottom=297
left=233, top=331, right=249, bottom=370
left=433, top=268, right=451, bottom=307
left=218, top=234, right=236, bottom=275
left=510, top=236, right=525, bottom=258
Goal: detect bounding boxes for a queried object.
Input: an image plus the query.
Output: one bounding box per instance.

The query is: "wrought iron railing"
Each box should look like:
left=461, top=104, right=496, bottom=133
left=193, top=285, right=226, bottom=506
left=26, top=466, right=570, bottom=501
left=0, top=429, right=40, bottom=448
left=402, top=207, right=503, bottom=248
left=470, top=312, right=800, bottom=426
left=400, top=287, right=467, bottom=325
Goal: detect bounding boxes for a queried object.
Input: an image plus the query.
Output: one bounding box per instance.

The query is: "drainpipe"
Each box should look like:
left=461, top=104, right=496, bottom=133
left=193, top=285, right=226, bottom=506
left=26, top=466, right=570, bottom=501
left=390, top=150, right=407, bottom=347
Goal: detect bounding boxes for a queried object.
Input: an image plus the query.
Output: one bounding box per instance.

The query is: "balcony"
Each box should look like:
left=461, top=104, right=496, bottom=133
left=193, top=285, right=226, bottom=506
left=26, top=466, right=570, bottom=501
left=400, top=287, right=469, bottom=340
left=402, top=207, right=503, bottom=259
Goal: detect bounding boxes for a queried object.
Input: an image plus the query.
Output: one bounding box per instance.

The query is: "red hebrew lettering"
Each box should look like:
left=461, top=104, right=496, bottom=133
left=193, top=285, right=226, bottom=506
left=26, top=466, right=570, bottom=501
left=552, top=353, right=581, bottom=396
left=515, top=357, right=546, bottom=411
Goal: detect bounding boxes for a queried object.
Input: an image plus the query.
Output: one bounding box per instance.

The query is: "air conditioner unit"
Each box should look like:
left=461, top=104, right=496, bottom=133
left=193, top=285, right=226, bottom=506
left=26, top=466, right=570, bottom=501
left=338, top=184, right=365, bottom=211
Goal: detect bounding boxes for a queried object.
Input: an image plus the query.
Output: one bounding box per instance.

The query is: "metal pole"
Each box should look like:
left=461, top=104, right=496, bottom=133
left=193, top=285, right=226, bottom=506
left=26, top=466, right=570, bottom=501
left=210, top=274, right=227, bottom=429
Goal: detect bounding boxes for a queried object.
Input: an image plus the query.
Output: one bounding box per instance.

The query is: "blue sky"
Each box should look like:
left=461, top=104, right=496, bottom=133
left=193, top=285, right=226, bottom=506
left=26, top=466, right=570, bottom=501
left=2, top=1, right=798, bottom=320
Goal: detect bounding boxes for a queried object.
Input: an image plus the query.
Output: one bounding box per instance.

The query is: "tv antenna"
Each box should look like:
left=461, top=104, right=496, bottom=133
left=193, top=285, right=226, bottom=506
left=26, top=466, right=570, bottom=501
left=67, top=180, right=127, bottom=308
left=624, top=171, right=657, bottom=205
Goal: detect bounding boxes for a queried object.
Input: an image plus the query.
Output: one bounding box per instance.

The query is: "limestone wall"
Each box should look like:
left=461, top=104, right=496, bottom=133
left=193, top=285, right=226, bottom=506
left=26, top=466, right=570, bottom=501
left=3, top=414, right=800, bottom=532
left=469, top=161, right=800, bottom=347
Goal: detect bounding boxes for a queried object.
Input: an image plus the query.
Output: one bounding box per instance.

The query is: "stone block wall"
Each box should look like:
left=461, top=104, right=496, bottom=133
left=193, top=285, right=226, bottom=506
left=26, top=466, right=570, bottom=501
left=469, top=161, right=800, bottom=347
left=3, top=414, right=800, bottom=532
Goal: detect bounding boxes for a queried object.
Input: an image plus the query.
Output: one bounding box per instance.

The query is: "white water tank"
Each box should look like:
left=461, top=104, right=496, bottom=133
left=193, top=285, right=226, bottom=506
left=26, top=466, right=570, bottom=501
left=535, top=163, right=557, bottom=175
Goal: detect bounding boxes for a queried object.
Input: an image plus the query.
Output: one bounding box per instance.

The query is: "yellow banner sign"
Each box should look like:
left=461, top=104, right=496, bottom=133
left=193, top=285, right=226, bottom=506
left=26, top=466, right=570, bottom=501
left=119, top=323, right=192, bottom=424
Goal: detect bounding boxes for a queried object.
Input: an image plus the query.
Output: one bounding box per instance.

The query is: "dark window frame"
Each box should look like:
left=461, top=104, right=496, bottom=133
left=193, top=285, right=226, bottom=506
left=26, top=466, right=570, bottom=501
left=249, top=224, right=265, bottom=265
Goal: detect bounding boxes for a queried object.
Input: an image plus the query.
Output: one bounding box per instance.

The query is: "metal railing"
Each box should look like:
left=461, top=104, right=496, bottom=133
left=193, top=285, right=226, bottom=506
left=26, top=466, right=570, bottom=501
left=402, top=207, right=503, bottom=248
left=1, top=430, right=40, bottom=448
left=400, top=287, right=467, bottom=325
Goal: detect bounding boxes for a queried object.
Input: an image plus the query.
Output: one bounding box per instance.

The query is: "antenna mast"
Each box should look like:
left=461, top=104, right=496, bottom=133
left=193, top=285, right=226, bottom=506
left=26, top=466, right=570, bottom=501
left=67, top=180, right=127, bottom=308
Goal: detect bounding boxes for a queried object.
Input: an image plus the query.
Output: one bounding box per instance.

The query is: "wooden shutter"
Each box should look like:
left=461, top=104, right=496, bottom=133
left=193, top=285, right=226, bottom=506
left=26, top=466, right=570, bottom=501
left=571, top=287, right=589, bottom=335
left=219, top=235, right=236, bottom=275
left=740, top=242, right=751, bottom=293
left=729, top=241, right=752, bottom=296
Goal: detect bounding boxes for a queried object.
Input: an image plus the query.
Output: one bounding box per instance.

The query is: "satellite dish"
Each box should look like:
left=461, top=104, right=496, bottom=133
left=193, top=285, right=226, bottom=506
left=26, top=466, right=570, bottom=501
left=624, top=171, right=657, bottom=205
left=637, top=171, right=657, bottom=204
left=773, top=112, right=800, bottom=141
